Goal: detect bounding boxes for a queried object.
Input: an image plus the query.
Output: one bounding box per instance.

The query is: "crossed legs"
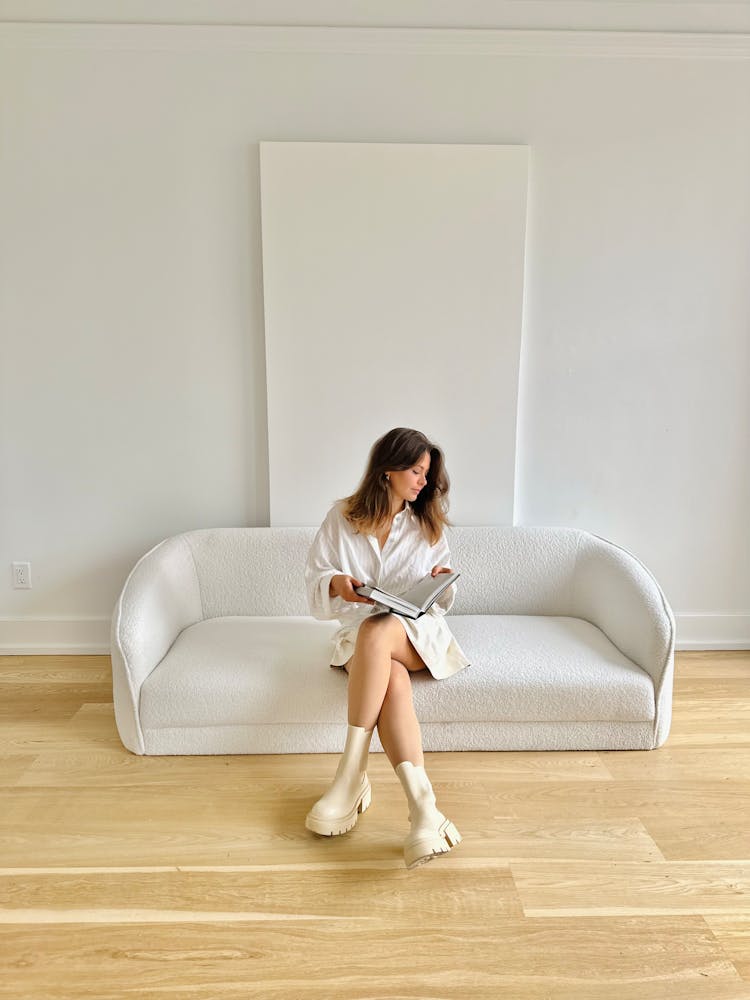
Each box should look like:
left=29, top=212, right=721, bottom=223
left=314, top=613, right=462, bottom=865
left=343, top=613, right=427, bottom=768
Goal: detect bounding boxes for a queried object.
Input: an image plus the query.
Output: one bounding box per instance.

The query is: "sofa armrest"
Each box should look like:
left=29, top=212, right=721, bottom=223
left=110, top=534, right=203, bottom=754
left=572, top=532, right=676, bottom=747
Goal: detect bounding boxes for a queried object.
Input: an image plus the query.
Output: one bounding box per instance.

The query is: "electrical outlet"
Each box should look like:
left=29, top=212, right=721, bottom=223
left=12, top=562, right=32, bottom=589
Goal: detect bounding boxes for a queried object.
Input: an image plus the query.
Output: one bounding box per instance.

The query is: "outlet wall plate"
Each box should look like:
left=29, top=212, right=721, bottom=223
left=12, top=562, right=32, bottom=589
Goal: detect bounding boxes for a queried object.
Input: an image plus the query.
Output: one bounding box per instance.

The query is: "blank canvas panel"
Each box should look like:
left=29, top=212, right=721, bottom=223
left=259, top=142, right=528, bottom=526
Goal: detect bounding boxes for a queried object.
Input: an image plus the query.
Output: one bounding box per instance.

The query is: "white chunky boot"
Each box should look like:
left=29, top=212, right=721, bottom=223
left=395, top=760, right=462, bottom=868
left=305, top=724, right=375, bottom=836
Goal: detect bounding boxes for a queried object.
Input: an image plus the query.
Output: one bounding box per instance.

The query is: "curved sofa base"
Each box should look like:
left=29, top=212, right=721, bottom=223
left=137, top=720, right=662, bottom=756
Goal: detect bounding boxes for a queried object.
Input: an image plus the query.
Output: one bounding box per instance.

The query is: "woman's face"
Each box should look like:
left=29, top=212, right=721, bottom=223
left=386, top=450, right=431, bottom=506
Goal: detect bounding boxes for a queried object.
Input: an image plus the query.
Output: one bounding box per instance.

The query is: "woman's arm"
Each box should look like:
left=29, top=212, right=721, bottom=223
left=304, top=510, right=375, bottom=620
left=429, top=532, right=457, bottom=616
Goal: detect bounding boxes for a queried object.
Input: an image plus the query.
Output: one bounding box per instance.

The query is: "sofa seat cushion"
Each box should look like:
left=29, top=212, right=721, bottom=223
left=443, top=615, right=654, bottom=723
left=139, top=614, right=654, bottom=731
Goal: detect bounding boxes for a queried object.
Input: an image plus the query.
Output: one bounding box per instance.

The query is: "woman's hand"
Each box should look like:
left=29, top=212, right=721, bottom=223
left=329, top=574, right=376, bottom=604
left=431, top=565, right=452, bottom=577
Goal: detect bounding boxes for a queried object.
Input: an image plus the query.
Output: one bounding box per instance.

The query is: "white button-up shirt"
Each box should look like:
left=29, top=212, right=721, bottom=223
left=305, top=499, right=471, bottom=680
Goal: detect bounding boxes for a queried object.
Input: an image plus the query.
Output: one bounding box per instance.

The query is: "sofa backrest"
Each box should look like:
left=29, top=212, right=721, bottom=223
left=449, top=525, right=582, bottom=615
left=181, top=525, right=585, bottom=618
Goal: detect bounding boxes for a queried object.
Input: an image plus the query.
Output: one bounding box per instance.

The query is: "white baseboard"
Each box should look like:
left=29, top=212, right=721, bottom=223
left=672, top=613, right=750, bottom=651
left=0, top=617, right=111, bottom=654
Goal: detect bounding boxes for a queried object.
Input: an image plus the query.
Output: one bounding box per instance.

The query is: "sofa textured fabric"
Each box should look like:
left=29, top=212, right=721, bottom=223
left=110, top=526, right=676, bottom=755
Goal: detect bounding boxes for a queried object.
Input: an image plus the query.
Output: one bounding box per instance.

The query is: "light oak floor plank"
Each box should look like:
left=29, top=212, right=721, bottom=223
left=706, top=917, right=750, bottom=982
left=1, top=919, right=749, bottom=1000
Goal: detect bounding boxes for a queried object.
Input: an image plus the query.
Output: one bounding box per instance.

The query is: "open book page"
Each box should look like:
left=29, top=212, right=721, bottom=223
left=355, top=572, right=460, bottom=618
left=399, top=571, right=460, bottom=612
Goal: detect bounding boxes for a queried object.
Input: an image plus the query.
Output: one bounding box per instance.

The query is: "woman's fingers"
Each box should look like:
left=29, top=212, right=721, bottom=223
left=348, top=578, right=375, bottom=604
left=331, top=574, right=370, bottom=603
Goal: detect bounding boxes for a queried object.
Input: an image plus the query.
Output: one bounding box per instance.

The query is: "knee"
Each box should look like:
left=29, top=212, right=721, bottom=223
left=383, top=659, right=412, bottom=702
left=356, top=613, right=395, bottom=651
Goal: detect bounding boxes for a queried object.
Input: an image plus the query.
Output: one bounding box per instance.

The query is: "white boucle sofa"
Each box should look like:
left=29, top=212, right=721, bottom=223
left=110, top=526, right=675, bottom=756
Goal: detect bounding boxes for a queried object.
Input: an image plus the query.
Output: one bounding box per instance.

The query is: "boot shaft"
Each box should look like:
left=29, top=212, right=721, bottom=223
left=335, top=724, right=374, bottom=778
left=395, top=760, right=438, bottom=812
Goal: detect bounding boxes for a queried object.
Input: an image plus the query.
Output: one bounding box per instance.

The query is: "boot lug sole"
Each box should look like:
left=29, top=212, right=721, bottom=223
left=405, top=819, right=462, bottom=868
left=305, top=781, right=371, bottom=837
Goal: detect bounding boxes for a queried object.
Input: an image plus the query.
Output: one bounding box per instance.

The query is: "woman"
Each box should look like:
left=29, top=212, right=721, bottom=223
left=303, top=426, right=471, bottom=868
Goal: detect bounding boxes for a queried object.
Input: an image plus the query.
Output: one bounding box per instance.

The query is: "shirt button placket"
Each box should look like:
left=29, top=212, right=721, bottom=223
left=367, top=535, right=383, bottom=587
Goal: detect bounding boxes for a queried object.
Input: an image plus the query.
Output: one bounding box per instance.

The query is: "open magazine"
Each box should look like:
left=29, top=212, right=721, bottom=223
left=355, top=571, right=460, bottom=620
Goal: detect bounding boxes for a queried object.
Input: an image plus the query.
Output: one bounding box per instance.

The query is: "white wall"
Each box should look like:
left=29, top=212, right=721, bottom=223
left=1, top=6, right=749, bottom=651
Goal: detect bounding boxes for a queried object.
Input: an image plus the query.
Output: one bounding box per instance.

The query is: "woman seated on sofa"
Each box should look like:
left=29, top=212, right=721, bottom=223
left=303, top=426, right=470, bottom=869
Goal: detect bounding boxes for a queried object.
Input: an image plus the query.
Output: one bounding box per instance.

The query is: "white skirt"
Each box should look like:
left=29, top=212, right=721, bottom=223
left=329, top=610, right=471, bottom=680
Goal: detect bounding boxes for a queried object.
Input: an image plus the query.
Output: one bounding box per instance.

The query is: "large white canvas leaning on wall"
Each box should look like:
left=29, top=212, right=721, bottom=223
left=259, top=141, right=529, bottom=527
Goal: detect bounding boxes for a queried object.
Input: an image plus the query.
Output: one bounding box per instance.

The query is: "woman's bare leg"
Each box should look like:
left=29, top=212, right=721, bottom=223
left=344, top=614, right=428, bottom=731
left=376, top=660, right=425, bottom=768
left=343, top=620, right=391, bottom=729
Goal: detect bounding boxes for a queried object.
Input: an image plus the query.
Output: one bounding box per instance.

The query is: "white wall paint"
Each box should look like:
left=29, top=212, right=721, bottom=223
left=0, top=18, right=748, bottom=649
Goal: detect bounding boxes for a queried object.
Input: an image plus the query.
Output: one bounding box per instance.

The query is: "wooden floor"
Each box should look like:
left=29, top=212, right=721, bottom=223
left=1, top=651, right=749, bottom=999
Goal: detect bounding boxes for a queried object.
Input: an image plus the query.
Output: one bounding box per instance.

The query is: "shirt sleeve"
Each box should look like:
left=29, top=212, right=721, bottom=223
left=429, top=529, right=456, bottom=616
left=304, top=508, right=348, bottom=621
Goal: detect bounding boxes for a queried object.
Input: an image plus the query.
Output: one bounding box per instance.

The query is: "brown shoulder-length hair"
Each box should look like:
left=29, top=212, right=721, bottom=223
left=337, top=427, right=452, bottom=547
